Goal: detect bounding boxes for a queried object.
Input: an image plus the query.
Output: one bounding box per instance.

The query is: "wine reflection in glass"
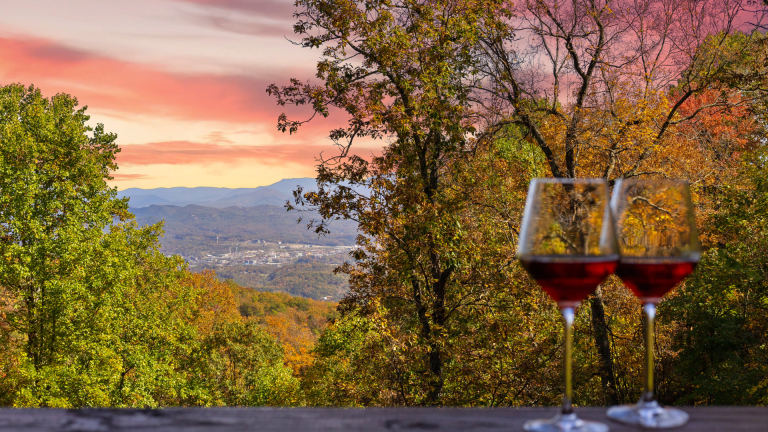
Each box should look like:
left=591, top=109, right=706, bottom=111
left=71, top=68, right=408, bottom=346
left=518, top=178, right=618, bottom=432
left=607, top=179, right=700, bottom=428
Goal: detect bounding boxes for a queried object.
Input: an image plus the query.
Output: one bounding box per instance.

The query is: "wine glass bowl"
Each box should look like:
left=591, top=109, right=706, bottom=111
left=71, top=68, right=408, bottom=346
left=607, top=179, right=701, bottom=428
left=518, top=179, right=617, bottom=432
left=518, top=180, right=618, bottom=308
left=611, top=179, right=700, bottom=303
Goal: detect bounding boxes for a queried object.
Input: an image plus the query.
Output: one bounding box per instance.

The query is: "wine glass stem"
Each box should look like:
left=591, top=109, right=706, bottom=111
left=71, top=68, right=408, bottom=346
left=561, top=307, right=574, bottom=414
left=643, top=302, right=656, bottom=402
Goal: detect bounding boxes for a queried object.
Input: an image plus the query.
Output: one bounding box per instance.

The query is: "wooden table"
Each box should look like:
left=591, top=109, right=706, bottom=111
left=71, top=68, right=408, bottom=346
left=0, top=407, right=765, bottom=431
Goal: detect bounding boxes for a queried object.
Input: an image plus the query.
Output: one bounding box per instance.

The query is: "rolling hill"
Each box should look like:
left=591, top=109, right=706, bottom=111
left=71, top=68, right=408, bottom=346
left=131, top=204, right=358, bottom=255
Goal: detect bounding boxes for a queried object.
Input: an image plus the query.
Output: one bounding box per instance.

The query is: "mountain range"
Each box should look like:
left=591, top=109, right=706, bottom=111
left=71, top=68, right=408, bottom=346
left=118, top=177, right=363, bottom=253
left=117, top=178, right=319, bottom=208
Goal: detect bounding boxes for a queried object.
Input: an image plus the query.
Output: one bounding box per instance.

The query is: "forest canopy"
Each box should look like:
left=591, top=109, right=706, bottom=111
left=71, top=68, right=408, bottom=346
left=0, top=0, right=767, bottom=409
left=0, top=84, right=304, bottom=407
left=271, top=0, right=768, bottom=406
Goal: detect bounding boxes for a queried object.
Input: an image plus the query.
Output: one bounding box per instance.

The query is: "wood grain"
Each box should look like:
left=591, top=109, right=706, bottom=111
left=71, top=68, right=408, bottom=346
left=0, top=407, right=765, bottom=431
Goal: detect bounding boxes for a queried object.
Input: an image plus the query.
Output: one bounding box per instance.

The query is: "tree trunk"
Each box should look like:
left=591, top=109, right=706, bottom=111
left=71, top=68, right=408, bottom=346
left=426, top=343, right=443, bottom=405
left=411, top=274, right=444, bottom=406
left=25, top=288, right=41, bottom=370
left=424, top=265, right=449, bottom=405
left=590, top=286, right=619, bottom=406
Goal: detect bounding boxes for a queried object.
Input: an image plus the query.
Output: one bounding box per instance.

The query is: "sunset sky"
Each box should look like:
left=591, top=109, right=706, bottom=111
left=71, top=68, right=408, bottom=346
left=0, top=0, right=361, bottom=189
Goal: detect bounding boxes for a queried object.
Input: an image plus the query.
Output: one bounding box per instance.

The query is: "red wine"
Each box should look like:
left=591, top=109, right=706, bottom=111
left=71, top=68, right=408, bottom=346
left=615, top=257, right=698, bottom=303
left=520, top=256, right=618, bottom=307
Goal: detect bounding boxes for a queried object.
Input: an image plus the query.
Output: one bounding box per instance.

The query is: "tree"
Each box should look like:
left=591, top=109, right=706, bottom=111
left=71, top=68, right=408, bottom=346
left=192, top=320, right=304, bottom=406
left=0, top=92, right=204, bottom=404
left=0, top=84, right=302, bottom=408
left=181, top=270, right=241, bottom=336
left=474, top=0, right=767, bottom=404
left=271, top=0, right=512, bottom=405
left=272, top=0, right=768, bottom=407
left=652, top=38, right=768, bottom=404
left=0, top=83, right=127, bottom=373
left=658, top=143, right=768, bottom=405
left=301, top=310, right=390, bottom=406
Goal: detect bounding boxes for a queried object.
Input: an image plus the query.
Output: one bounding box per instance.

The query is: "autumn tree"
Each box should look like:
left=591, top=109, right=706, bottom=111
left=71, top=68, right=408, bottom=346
left=270, top=0, right=521, bottom=404
left=645, top=111, right=767, bottom=403
left=653, top=37, right=768, bottom=404
left=301, top=136, right=575, bottom=406
left=272, top=0, right=768, bottom=407
left=473, top=0, right=767, bottom=404
left=191, top=319, right=304, bottom=406
left=181, top=270, right=241, bottom=335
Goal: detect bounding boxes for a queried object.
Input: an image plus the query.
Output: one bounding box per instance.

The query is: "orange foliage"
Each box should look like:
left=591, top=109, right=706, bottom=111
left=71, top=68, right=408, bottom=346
left=668, top=89, right=759, bottom=245
left=264, top=312, right=317, bottom=374
left=179, top=270, right=241, bottom=335
left=227, top=280, right=338, bottom=375
left=179, top=270, right=340, bottom=375
left=667, top=89, right=756, bottom=183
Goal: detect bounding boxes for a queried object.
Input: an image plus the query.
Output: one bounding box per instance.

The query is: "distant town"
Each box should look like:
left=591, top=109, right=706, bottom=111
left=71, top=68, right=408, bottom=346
left=184, top=240, right=356, bottom=268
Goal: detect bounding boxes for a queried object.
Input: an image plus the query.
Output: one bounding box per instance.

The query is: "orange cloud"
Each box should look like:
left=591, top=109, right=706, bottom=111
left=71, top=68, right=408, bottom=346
left=117, top=141, right=330, bottom=166
left=110, top=173, right=154, bottom=181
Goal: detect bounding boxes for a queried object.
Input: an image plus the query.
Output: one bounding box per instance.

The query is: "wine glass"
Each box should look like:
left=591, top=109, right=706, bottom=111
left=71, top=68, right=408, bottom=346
left=518, top=178, right=617, bottom=432
left=607, top=179, right=700, bottom=428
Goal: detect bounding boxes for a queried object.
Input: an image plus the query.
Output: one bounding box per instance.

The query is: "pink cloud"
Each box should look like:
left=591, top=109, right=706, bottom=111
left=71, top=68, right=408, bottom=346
left=0, top=35, right=316, bottom=126
left=174, top=0, right=296, bottom=21
left=202, top=14, right=294, bottom=38
left=0, top=35, right=377, bottom=174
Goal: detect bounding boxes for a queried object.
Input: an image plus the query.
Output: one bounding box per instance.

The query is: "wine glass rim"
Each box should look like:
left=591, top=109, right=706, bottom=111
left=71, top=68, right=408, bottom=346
left=531, top=177, right=608, bottom=184
left=517, top=253, right=620, bottom=261
left=615, top=178, right=691, bottom=186
left=617, top=253, right=702, bottom=261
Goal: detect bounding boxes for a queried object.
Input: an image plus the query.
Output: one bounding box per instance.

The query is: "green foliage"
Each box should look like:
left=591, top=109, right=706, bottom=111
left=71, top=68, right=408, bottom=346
left=192, top=321, right=303, bottom=406
left=213, top=263, right=349, bottom=300
left=0, top=84, right=304, bottom=408
left=659, top=151, right=768, bottom=405
left=301, top=311, right=389, bottom=406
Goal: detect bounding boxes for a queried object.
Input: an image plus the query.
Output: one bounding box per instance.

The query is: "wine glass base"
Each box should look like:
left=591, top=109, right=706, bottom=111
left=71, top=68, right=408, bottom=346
left=606, top=399, right=689, bottom=429
left=524, top=412, right=609, bottom=432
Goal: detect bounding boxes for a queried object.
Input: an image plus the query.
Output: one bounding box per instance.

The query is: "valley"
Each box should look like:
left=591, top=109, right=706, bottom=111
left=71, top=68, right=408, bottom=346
left=121, top=181, right=358, bottom=301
